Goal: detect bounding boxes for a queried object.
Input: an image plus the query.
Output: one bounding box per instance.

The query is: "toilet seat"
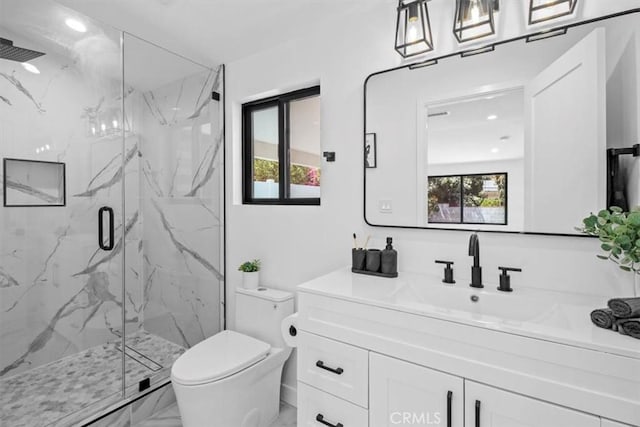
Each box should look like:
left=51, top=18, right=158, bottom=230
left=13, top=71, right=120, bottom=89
left=171, top=330, right=271, bottom=386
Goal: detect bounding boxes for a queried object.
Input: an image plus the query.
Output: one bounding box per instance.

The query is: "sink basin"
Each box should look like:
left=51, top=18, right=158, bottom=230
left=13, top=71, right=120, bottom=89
left=389, top=282, right=557, bottom=324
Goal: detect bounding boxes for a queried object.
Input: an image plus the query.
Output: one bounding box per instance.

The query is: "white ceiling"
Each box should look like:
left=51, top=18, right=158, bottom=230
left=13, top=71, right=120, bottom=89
left=55, top=0, right=388, bottom=66
left=426, top=88, right=525, bottom=165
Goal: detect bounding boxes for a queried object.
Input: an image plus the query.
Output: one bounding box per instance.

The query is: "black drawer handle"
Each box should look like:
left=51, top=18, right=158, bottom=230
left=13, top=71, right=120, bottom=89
left=316, top=414, right=343, bottom=427
left=316, top=360, right=344, bottom=375
left=475, top=400, right=481, bottom=427
left=447, top=390, right=452, bottom=427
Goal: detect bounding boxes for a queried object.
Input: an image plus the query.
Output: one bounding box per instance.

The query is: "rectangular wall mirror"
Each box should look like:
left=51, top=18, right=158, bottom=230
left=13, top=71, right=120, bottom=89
left=364, top=11, right=640, bottom=236
left=3, top=158, right=66, bottom=207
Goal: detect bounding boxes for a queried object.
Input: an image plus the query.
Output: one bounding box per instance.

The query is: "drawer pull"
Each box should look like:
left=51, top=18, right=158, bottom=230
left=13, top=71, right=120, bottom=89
left=316, top=360, right=344, bottom=375
left=447, top=390, right=452, bottom=427
left=475, top=400, right=481, bottom=427
left=316, top=414, right=344, bottom=427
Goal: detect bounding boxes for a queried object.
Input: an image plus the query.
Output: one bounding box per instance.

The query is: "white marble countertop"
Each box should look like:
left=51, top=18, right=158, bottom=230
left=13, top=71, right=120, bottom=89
left=297, top=267, right=640, bottom=360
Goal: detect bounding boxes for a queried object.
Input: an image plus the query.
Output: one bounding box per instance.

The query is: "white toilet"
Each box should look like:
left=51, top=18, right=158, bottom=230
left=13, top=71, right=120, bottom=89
left=171, top=287, right=294, bottom=427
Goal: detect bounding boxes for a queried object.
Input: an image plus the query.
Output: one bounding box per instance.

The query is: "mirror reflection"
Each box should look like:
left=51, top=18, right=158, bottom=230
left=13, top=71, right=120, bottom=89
left=365, top=12, right=640, bottom=235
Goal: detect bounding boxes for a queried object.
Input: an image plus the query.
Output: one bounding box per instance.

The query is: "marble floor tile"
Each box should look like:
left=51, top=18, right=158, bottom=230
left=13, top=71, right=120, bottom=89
left=135, top=401, right=297, bottom=427
left=0, top=330, right=184, bottom=427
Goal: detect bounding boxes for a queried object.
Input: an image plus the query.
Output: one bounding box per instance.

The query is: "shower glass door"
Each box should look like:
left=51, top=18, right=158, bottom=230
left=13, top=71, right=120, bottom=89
left=121, top=34, right=224, bottom=397
left=0, top=0, right=127, bottom=424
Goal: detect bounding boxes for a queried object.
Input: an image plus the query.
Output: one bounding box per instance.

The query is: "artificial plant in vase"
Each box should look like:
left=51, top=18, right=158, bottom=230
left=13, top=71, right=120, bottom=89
left=238, top=259, right=261, bottom=289
left=578, top=206, right=640, bottom=274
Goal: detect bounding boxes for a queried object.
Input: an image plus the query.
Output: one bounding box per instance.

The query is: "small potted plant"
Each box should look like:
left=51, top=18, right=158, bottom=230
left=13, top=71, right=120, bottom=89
left=577, top=206, right=640, bottom=274
left=238, top=259, right=261, bottom=289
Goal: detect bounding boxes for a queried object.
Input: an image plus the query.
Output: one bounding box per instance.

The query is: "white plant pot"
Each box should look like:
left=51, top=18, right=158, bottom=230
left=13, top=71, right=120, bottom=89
left=242, top=271, right=260, bottom=289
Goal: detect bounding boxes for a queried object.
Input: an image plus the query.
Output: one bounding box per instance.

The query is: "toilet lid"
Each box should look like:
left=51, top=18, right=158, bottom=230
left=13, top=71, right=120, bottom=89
left=171, top=330, right=271, bottom=386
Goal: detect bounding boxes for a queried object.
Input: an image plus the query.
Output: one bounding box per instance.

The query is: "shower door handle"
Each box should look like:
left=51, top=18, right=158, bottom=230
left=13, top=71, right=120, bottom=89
left=98, top=206, right=114, bottom=251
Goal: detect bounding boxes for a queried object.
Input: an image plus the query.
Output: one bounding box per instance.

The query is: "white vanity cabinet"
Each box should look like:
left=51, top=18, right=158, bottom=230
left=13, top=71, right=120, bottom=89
left=464, top=381, right=600, bottom=427
left=295, top=269, right=640, bottom=427
left=369, top=353, right=464, bottom=427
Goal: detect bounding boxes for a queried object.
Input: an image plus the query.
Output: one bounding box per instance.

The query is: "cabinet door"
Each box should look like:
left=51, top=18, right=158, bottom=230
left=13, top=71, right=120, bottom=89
left=465, top=381, right=600, bottom=427
left=369, top=353, right=463, bottom=427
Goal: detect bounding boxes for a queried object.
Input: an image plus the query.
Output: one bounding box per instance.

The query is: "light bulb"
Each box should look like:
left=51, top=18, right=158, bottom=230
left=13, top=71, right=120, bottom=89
left=101, top=123, right=106, bottom=132
left=470, top=3, right=480, bottom=23
left=407, top=21, right=420, bottom=43
left=91, top=126, right=96, bottom=135
left=112, top=120, right=118, bottom=128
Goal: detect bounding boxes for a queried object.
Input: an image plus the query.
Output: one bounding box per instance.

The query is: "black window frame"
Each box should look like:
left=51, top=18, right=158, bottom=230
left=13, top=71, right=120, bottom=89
left=242, top=85, right=321, bottom=205
left=427, top=172, right=508, bottom=225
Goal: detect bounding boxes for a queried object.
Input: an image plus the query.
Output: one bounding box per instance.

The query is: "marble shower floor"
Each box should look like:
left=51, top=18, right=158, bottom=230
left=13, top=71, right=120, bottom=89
left=135, top=401, right=297, bottom=427
left=0, top=330, right=185, bottom=427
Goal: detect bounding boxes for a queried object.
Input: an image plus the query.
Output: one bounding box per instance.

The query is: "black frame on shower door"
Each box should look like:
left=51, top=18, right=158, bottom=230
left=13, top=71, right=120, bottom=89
left=363, top=8, right=640, bottom=238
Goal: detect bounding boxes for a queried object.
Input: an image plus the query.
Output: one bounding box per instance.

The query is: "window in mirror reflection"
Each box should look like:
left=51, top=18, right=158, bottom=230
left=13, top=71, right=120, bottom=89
left=428, top=173, right=507, bottom=225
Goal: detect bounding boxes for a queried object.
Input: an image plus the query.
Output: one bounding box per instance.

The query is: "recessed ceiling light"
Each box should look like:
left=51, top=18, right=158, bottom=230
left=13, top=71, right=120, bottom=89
left=487, top=114, right=498, bottom=120
left=21, top=62, right=40, bottom=74
left=491, top=147, right=500, bottom=153
left=65, top=18, right=87, bottom=33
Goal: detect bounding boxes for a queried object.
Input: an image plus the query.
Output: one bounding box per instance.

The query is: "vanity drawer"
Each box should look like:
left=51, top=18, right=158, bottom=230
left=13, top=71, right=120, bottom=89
left=298, top=382, right=368, bottom=427
left=298, top=331, right=369, bottom=408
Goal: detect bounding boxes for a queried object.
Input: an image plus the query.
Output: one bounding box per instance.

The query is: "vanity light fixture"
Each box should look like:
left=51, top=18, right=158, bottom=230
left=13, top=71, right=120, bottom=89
left=453, top=0, right=499, bottom=43
left=528, top=0, right=578, bottom=25
left=487, top=114, right=498, bottom=120
left=395, top=0, right=434, bottom=58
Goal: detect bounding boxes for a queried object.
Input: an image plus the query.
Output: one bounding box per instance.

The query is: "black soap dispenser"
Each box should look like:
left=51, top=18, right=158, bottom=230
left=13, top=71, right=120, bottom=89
left=381, top=237, right=398, bottom=276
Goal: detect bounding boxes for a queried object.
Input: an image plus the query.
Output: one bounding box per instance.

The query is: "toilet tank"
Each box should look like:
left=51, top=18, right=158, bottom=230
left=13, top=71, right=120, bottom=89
left=235, top=287, right=294, bottom=348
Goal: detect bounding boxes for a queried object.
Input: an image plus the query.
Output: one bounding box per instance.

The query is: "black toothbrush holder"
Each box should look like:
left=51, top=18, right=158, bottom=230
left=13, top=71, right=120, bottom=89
left=351, top=237, right=398, bottom=278
left=352, top=248, right=366, bottom=270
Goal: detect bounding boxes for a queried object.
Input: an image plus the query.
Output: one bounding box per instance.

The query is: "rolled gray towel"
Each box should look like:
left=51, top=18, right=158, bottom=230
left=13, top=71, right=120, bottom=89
left=608, top=297, right=640, bottom=318
left=590, top=308, right=616, bottom=329
left=617, top=319, right=640, bottom=339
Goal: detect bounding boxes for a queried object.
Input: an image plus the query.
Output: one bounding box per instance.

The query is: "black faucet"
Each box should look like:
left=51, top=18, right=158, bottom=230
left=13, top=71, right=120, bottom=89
left=468, top=233, right=483, bottom=288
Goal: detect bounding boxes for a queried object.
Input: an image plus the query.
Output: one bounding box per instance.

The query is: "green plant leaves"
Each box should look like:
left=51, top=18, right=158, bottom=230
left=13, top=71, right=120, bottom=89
left=579, top=206, right=640, bottom=274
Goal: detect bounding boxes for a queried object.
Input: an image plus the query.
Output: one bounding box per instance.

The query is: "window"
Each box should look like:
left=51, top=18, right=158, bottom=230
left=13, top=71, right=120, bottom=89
left=427, top=173, right=507, bottom=225
left=242, top=86, right=321, bottom=205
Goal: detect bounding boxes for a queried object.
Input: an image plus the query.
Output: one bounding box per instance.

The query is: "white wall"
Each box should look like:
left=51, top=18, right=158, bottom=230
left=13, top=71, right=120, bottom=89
left=225, top=0, right=640, bottom=405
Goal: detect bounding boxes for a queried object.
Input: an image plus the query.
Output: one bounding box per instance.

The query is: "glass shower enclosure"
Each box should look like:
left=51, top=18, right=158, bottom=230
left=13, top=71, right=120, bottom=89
left=0, top=1, right=224, bottom=425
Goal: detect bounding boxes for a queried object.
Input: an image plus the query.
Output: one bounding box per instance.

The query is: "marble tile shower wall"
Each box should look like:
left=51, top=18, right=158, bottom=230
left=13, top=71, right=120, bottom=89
left=0, top=32, right=136, bottom=379
left=136, top=66, right=224, bottom=348
left=0, top=30, right=224, bottom=382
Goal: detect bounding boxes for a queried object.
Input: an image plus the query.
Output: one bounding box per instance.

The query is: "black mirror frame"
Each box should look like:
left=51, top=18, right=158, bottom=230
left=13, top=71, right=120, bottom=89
left=363, top=8, right=640, bottom=238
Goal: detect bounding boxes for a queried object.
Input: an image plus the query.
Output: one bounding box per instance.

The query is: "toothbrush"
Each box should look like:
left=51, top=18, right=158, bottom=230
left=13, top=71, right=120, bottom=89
left=363, top=235, right=370, bottom=250
left=353, top=233, right=359, bottom=249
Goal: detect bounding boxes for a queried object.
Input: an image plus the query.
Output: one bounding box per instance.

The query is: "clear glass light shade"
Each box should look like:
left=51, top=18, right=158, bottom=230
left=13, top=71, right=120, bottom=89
left=453, top=0, right=499, bottom=43
left=395, top=0, right=434, bottom=58
left=529, top=0, right=578, bottom=25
